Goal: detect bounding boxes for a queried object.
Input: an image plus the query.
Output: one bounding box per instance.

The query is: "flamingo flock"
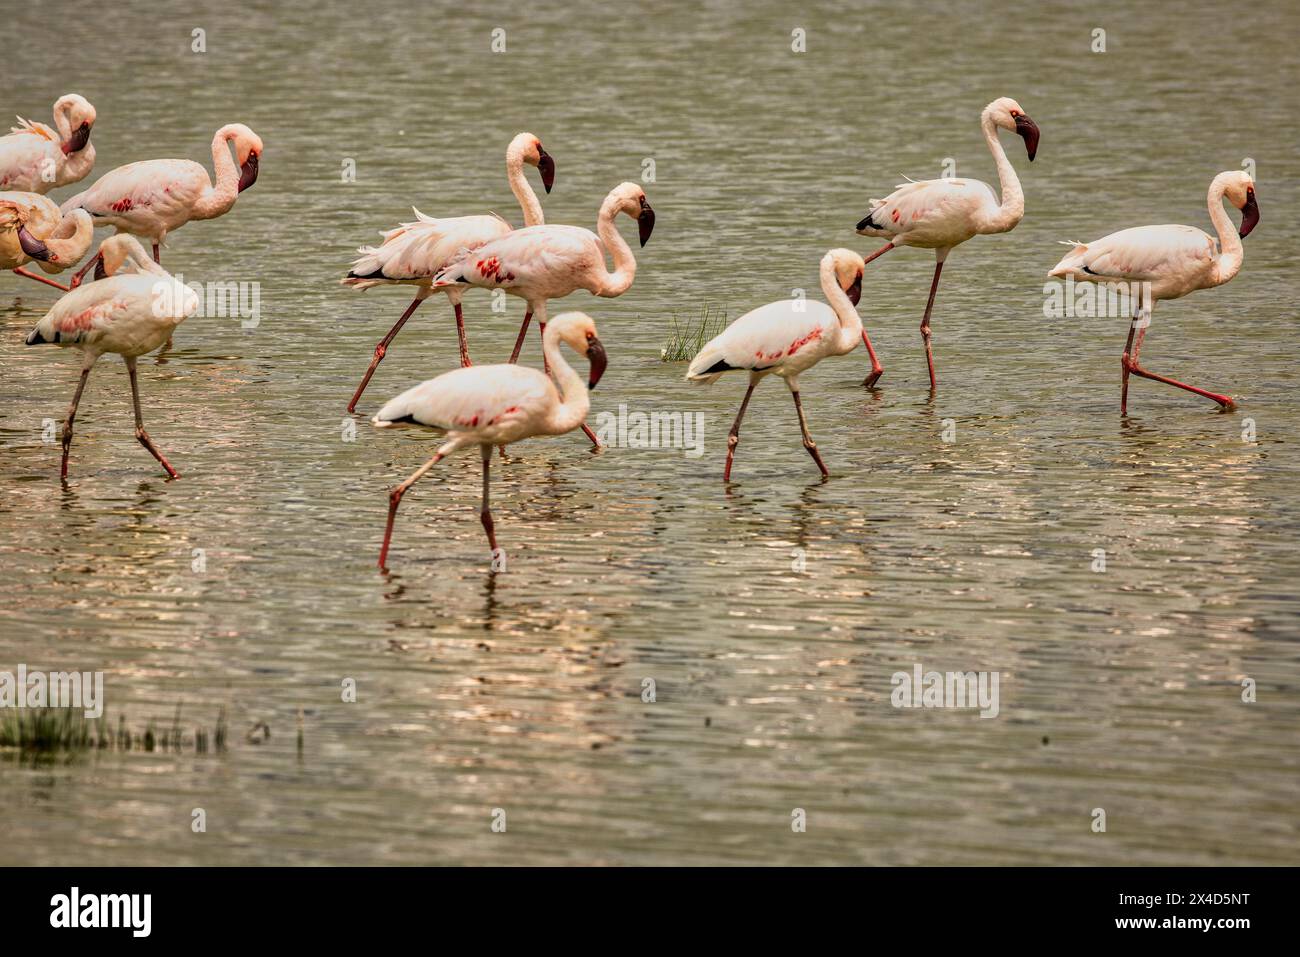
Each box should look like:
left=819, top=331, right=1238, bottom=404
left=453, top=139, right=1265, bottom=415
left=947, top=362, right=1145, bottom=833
left=4, top=94, right=1267, bottom=571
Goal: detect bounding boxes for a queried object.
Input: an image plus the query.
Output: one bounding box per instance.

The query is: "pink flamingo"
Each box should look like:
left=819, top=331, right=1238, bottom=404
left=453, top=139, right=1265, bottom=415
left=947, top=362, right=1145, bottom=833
left=854, top=97, right=1039, bottom=389
left=24, top=235, right=199, bottom=480
left=0, top=94, right=96, bottom=194
left=1049, top=170, right=1259, bottom=414
left=686, top=249, right=866, bottom=481
left=1, top=191, right=93, bottom=290
left=371, top=311, right=607, bottom=569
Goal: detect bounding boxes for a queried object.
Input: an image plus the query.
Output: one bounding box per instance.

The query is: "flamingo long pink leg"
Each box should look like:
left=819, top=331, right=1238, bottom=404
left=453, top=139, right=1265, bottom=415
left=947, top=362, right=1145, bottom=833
left=347, top=296, right=425, bottom=413
left=11, top=268, right=69, bottom=291
left=861, top=329, right=884, bottom=388
left=862, top=242, right=895, bottom=266
left=60, top=359, right=95, bottom=481
left=378, top=450, right=445, bottom=569
left=479, top=443, right=498, bottom=554
left=126, top=357, right=179, bottom=478
left=920, top=259, right=944, bottom=391
left=1124, top=326, right=1234, bottom=411
left=791, top=390, right=829, bottom=478
left=507, top=311, right=533, bottom=363
left=454, top=302, right=472, bottom=367
left=723, top=379, right=758, bottom=482
left=1120, top=323, right=1137, bottom=415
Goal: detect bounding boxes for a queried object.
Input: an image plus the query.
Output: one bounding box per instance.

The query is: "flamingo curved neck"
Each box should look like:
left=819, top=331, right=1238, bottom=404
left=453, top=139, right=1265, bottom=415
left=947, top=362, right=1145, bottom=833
left=190, top=130, right=240, bottom=221
left=506, top=151, right=544, bottom=227
left=820, top=263, right=863, bottom=353
left=594, top=196, right=636, bottom=297
left=52, top=101, right=72, bottom=144
left=976, top=113, right=1024, bottom=235
left=58, top=144, right=95, bottom=186
left=1208, top=180, right=1244, bottom=285
left=540, top=329, right=590, bottom=433
left=45, top=210, right=94, bottom=264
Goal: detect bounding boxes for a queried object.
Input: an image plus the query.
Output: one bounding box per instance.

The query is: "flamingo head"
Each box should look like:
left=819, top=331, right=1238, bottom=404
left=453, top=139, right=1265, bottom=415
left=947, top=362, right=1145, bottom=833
left=510, top=132, right=555, bottom=194
left=55, top=94, right=95, bottom=156
left=1218, top=171, right=1259, bottom=239
left=826, top=248, right=865, bottom=306
left=609, top=182, right=655, bottom=247
left=551, top=311, right=607, bottom=389
left=985, top=97, right=1039, bottom=161
left=97, top=235, right=153, bottom=277
left=222, top=124, right=263, bottom=192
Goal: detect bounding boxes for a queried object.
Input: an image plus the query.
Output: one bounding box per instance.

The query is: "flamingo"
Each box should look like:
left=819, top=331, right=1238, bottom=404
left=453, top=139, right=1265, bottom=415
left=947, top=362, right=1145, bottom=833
left=59, top=123, right=262, bottom=278
left=341, top=132, right=556, bottom=413
left=1, top=191, right=94, bottom=290
left=686, top=248, right=866, bottom=481
left=0, top=94, right=96, bottom=194
left=370, top=310, right=607, bottom=569
left=1048, top=170, right=1259, bottom=414
left=430, top=181, right=655, bottom=448
left=854, top=96, right=1040, bottom=390
left=23, top=234, right=199, bottom=480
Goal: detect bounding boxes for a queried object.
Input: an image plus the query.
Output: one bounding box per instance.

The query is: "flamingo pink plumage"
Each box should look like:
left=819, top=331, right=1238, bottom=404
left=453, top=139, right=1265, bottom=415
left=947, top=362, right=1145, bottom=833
left=854, top=96, right=1040, bottom=390
left=0, top=191, right=94, bottom=290
left=1048, top=170, right=1259, bottom=414
left=59, top=123, right=262, bottom=279
left=370, top=311, right=607, bottom=569
left=341, top=132, right=556, bottom=413
left=24, top=235, right=200, bottom=480
left=0, top=94, right=96, bottom=194
left=686, top=248, right=867, bottom=481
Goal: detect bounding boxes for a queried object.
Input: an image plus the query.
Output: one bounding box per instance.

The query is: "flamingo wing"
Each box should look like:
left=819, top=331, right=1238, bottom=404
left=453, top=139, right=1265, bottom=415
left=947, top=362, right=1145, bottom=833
left=344, top=212, right=511, bottom=287
left=61, top=159, right=208, bottom=225
left=856, top=178, right=994, bottom=237
left=373, top=364, right=555, bottom=434
left=433, top=225, right=598, bottom=291
left=687, top=300, right=837, bottom=382
left=0, top=122, right=59, bottom=192
left=1049, top=225, right=1216, bottom=282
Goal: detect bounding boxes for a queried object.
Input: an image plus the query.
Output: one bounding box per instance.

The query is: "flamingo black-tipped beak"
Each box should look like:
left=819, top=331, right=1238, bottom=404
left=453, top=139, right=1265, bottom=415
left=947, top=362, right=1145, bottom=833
left=847, top=273, right=863, bottom=307
left=62, top=121, right=92, bottom=156
left=1014, top=113, right=1039, bottom=161
left=637, top=198, right=655, bottom=247
left=17, top=226, right=50, bottom=261
left=238, top=152, right=260, bottom=192
left=1239, top=187, right=1259, bottom=239
left=586, top=336, right=608, bottom=389
left=93, top=253, right=107, bottom=281
left=537, top=147, right=555, bottom=194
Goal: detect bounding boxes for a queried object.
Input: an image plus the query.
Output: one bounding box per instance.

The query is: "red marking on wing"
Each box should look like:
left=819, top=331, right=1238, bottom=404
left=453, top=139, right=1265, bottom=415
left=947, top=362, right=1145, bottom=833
left=110, top=197, right=134, bottom=213
left=785, top=327, right=823, bottom=357
left=891, top=209, right=901, bottom=223
left=488, top=405, right=521, bottom=426
left=56, top=299, right=123, bottom=333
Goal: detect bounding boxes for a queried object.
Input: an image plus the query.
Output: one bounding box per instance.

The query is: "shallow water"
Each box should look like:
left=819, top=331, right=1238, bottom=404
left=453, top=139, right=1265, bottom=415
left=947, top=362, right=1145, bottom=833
left=1, top=0, right=1298, bottom=865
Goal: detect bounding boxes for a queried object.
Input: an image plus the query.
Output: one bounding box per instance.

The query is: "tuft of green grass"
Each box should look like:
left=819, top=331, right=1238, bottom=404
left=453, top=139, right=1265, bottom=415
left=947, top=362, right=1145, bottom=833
left=0, top=705, right=233, bottom=757
left=659, top=303, right=729, bottom=363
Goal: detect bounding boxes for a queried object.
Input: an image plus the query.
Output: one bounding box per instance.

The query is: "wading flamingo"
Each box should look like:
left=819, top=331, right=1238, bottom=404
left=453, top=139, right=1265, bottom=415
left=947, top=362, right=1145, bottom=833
left=430, top=181, right=654, bottom=448
left=341, top=132, right=556, bottom=413
left=24, top=235, right=199, bottom=480
left=854, top=96, right=1039, bottom=389
left=686, top=248, right=866, bottom=481
left=1, top=192, right=94, bottom=290
left=60, top=123, right=262, bottom=276
left=1048, top=170, right=1259, bottom=414
left=0, top=94, right=96, bottom=194
left=371, top=310, right=607, bottom=569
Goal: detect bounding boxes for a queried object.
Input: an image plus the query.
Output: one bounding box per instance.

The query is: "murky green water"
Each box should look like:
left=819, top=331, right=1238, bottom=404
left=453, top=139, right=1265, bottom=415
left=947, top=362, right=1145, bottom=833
left=1, top=0, right=1297, bottom=865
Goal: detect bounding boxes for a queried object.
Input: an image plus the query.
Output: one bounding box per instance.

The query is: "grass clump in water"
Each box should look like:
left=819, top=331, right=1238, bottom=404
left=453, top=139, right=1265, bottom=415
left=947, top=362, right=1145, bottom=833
left=659, top=303, right=729, bottom=363
left=0, top=705, right=231, bottom=756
